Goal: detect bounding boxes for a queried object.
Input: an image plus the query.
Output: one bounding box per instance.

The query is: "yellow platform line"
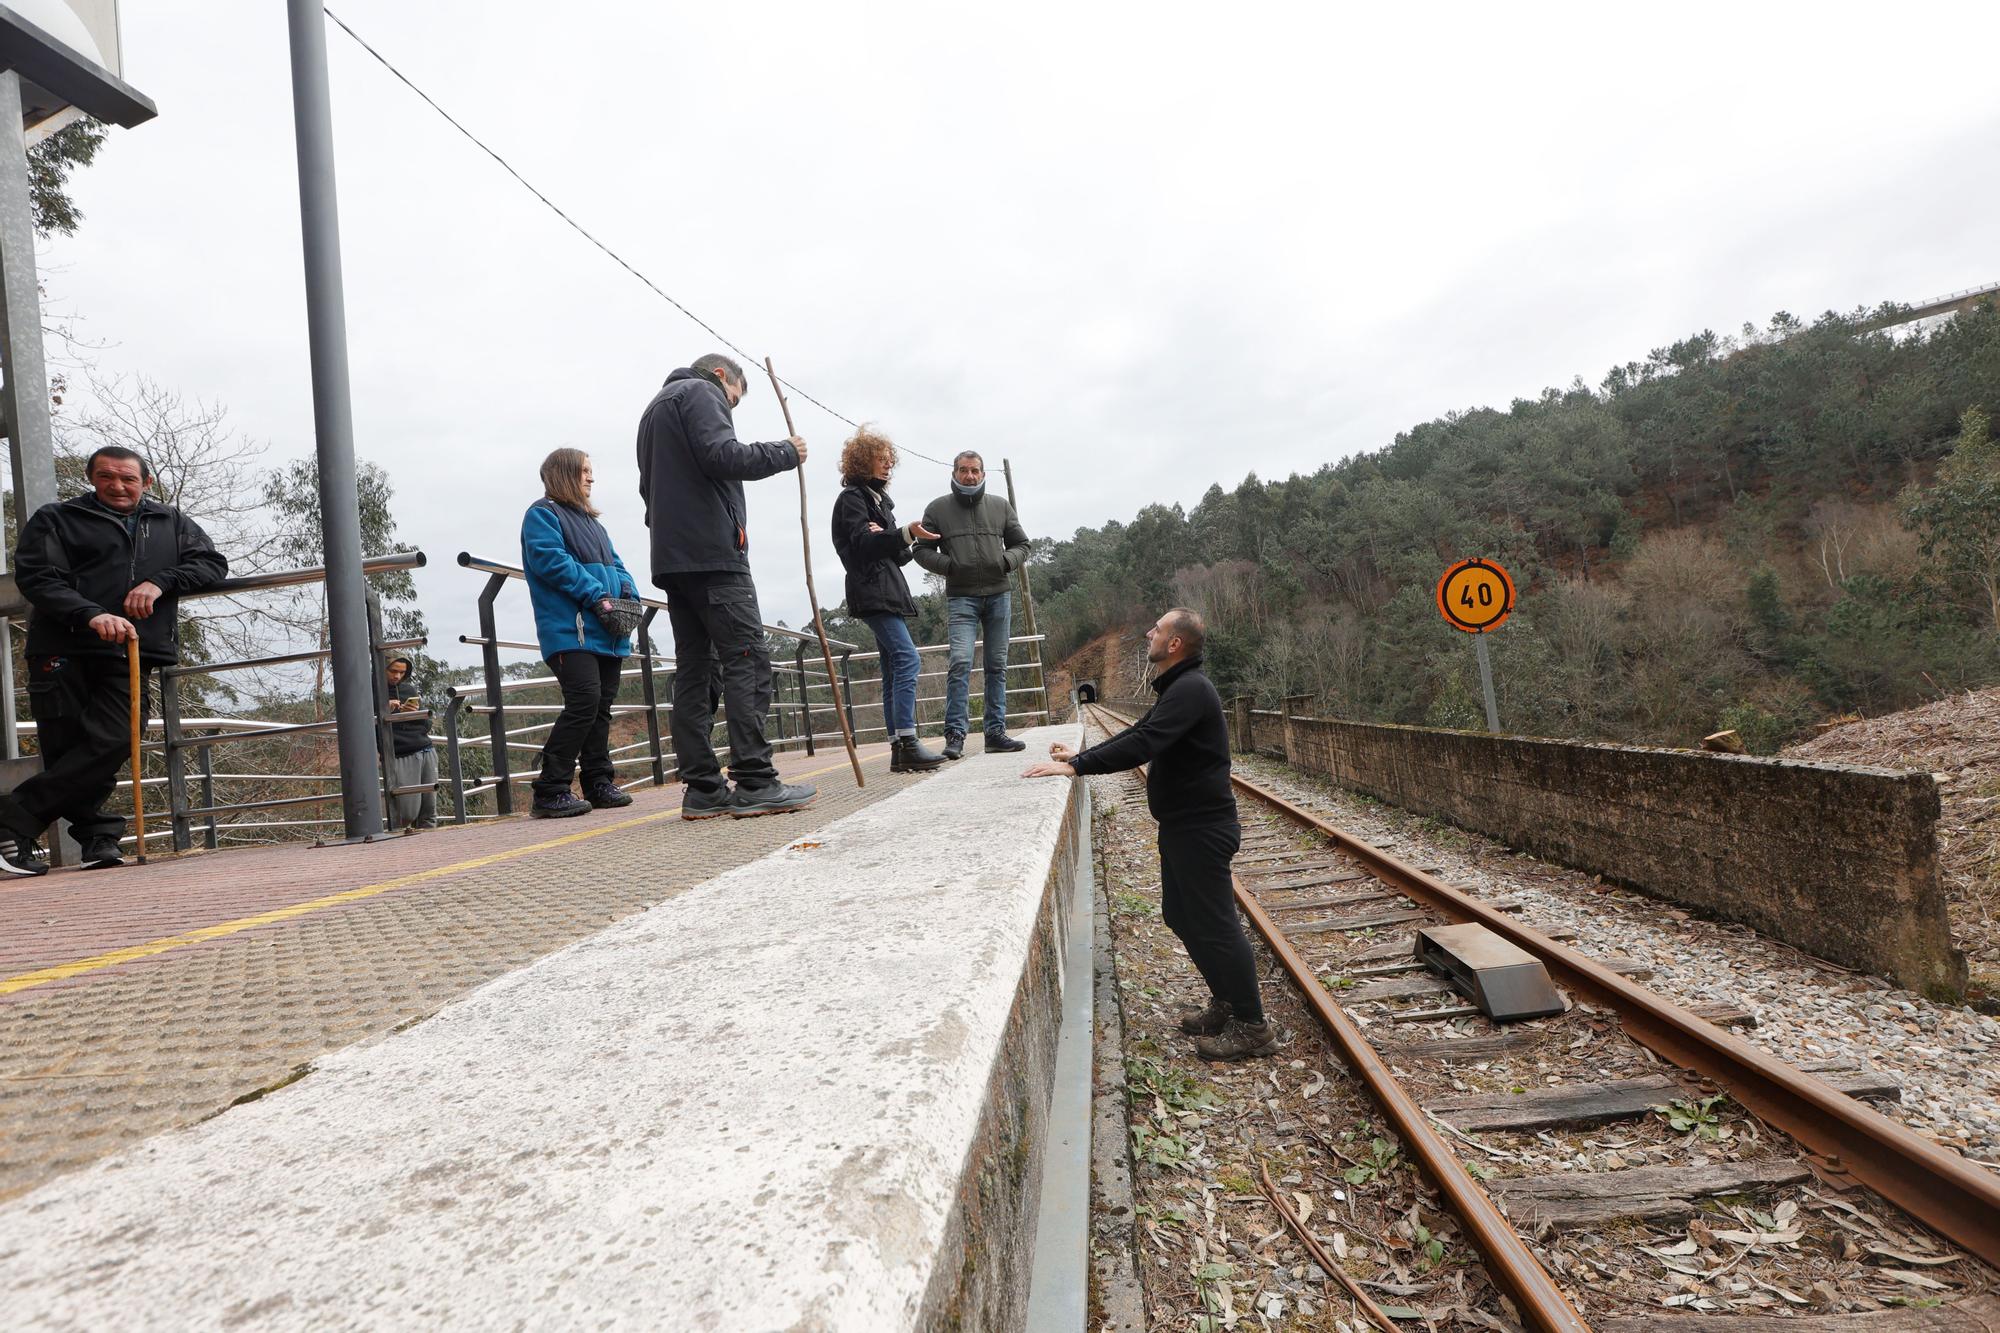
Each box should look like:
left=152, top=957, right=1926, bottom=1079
left=1, top=753, right=882, bottom=998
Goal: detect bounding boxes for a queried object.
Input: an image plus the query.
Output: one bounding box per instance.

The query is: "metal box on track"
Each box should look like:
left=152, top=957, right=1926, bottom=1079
left=1415, top=923, right=1564, bottom=1023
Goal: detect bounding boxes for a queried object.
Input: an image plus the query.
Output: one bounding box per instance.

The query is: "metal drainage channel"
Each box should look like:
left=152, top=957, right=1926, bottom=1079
left=1084, top=703, right=2000, bottom=1327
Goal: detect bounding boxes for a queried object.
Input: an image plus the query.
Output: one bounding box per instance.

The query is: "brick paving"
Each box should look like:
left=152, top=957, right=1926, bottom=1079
left=0, top=741, right=926, bottom=1202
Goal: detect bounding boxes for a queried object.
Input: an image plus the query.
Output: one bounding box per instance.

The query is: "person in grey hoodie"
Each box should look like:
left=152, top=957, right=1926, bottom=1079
left=913, top=451, right=1031, bottom=758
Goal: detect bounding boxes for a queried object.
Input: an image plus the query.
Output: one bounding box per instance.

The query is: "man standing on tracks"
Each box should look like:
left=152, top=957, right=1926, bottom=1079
left=637, top=352, right=819, bottom=820
left=0, top=446, right=228, bottom=874
left=1022, top=608, right=1275, bottom=1061
left=913, top=450, right=1031, bottom=759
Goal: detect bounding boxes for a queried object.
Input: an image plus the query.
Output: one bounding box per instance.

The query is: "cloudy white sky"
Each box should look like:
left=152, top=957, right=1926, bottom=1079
left=33, top=1, right=2000, bottom=669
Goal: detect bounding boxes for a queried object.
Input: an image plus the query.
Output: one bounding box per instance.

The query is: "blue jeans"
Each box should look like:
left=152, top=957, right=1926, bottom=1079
left=862, top=613, right=920, bottom=734
left=945, top=592, right=1011, bottom=738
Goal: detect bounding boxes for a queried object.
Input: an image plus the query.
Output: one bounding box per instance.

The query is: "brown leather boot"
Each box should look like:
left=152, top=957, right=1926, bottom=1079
left=1195, top=1018, right=1278, bottom=1062
left=1178, top=997, right=1231, bottom=1036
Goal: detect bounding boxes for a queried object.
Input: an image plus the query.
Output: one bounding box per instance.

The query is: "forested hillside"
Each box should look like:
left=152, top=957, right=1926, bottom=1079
left=1033, top=304, right=2000, bottom=751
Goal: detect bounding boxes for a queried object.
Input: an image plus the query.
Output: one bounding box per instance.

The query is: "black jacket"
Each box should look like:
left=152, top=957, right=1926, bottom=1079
left=16, top=494, right=228, bottom=666
left=830, top=482, right=918, bottom=618
left=912, top=486, right=1030, bottom=597
left=390, top=679, right=433, bottom=756
left=636, top=368, right=800, bottom=582
left=1070, top=657, right=1236, bottom=827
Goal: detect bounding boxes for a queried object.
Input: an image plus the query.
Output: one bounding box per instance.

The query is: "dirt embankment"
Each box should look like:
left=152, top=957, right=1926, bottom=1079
left=1785, top=688, right=2000, bottom=1002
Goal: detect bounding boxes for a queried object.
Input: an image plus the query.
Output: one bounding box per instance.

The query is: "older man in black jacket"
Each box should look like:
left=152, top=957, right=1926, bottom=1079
left=1024, top=608, right=1275, bottom=1061
left=0, top=446, right=228, bottom=874
left=636, top=352, right=817, bottom=820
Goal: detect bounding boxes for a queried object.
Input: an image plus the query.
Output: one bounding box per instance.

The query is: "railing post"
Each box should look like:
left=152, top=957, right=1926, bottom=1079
left=796, top=641, right=813, bottom=756
left=638, top=608, right=666, bottom=786
left=444, top=695, right=469, bottom=825
left=365, top=590, right=402, bottom=832
left=159, top=667, right=192, bottom=852
left=476, top=571, right=513, bottom=814
left=840, top=650, right=856, bottom=742
left=197, top=741, right=218, bottom=850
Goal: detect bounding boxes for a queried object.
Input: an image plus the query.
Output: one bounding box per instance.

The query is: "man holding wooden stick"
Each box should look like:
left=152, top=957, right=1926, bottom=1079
left=0, top=446, right=227, bottom=873
left=636, top=353, right=819, bottom=819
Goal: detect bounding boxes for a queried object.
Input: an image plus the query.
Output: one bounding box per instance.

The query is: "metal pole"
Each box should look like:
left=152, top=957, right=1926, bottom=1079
left=286, top=0, right=382, bottom=841
left=443, top=695, right=468, bottom=824
left=0, top=71, right=57, bottom=533
left=160, top=668, right=191, bottom=852
left=795, top=642, right=813, bottom=756
left=638, top=609, right=666, bottom=785
left=1000, top=458, right=1045, bottom=685
left=1473, top=632, right=1501, bottom=732
left=197, top=742, right=218, bottom=849
left=475, top=572, right=511, bottom=813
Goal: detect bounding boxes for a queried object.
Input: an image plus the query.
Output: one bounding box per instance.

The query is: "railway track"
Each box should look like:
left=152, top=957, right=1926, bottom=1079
left=1084, top=703, right=2000, bottom=1332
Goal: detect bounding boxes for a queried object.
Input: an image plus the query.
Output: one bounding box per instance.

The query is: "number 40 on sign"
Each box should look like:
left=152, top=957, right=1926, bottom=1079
left=1434, top=558, right=1515, bottom=731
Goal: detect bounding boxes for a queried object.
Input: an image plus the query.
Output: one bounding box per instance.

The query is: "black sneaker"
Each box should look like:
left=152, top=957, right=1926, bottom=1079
left=730, top=782, right=818, bottom=818
left=81, top=836, right=124, bottom=869
left=942, top=732, right=966, bottom=761
left=983, top=731, right=1026, bottom=753
left=529, top=791, right=591, bottom=819
left=681, top=785, right=733, bottom=820
left=586, top=782, right=634, bottom=810
left=1195, top=1018, right=1279, bottom=1062
left=0, top=833, right=49, bottom=877
left=1179, top=997, right=1231, bottom=1037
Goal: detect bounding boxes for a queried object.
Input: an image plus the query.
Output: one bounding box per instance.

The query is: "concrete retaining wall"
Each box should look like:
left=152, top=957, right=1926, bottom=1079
left=1256, top=714, right=1962, bottom=996
left=0, top=726, right=1092, bottom=1331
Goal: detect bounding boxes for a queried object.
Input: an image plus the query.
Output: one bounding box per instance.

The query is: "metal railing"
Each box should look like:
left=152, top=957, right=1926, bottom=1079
left=445, top=552, right=1049, bottom=816
left=5, top=551, right=432, bottom=854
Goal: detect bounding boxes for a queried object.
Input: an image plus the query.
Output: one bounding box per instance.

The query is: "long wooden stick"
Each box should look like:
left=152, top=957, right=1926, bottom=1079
left=126, top=637, right=148, bottom=864
left=765, top=357, right=864, bottom=789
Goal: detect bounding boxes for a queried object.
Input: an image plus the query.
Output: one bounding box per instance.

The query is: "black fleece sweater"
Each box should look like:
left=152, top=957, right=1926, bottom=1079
left=1070, top=656, right=1236, bottom=827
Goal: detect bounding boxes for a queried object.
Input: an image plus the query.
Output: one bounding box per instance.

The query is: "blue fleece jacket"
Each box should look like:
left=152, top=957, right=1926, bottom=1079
left=521, top=498, right=638, bottom=659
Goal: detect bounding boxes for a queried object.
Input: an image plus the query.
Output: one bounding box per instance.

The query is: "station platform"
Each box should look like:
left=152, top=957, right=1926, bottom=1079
left=0, top=725, right=1091, bottom=1330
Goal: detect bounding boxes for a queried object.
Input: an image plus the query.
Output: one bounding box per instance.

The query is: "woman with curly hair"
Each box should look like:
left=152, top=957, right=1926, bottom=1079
left=831, top=428, right=945, bottom=772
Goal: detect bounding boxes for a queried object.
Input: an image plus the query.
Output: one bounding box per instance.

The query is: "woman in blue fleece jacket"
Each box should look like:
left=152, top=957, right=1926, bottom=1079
left=522, top=448, right=640, bottom=818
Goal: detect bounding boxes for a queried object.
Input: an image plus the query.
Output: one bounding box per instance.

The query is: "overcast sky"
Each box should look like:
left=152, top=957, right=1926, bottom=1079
left=35, top=1, right=2000, bottom=671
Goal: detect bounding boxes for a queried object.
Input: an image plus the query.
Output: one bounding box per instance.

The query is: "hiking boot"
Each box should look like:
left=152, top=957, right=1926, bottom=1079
left=1195, top=1018, right=1278, bottom=1062
left=942, top=731, right=966, bottom=761
left=1179, top=996, right=1232, bottom=1037
left=586, top=781, right=634, bottom=809
left=891, top=735, right=945, bottom=773
left=983, top=731, right=1026, bottom=753
left=529, top=791, right=591, bottom=819
left=81, top=836, right=124, bottom=869
left=681, top=784, right=734, bottom=820
left=731, top=782, right=818, bottom=818
left=0, top=833, right=48, bottom=877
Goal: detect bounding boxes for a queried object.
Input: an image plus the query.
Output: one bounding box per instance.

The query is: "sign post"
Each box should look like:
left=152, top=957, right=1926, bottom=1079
left=1435, top=558, right=1515, bottom=733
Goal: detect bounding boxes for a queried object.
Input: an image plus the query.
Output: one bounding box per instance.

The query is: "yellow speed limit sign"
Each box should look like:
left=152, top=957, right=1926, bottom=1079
left=1436, top=558, right=1515, bottom=633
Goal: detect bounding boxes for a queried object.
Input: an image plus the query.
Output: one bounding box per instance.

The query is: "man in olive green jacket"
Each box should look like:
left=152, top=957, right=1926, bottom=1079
left=914, top=451, right=1032, bottom=758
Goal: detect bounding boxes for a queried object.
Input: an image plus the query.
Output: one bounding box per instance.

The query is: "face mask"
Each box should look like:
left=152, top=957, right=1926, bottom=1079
left=952, top=477, right=985, bottom=500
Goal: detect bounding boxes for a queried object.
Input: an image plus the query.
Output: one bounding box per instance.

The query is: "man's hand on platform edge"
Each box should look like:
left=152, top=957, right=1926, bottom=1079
left=123, top=581, right=165, bottom=619
left=1021, top=761, right=1075, bottom=779
left=1048, top=742, right=1077, bottom=763
left=89, top=613, right=138, bottom=644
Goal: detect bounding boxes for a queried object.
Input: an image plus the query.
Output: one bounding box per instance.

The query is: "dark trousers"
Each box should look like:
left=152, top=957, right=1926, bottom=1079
left=534, top=651, right=623, bottom=799
left=6, top=654, right=149, bottom=842
left=659, top=571, right=777, bottom=792
left=1158, top=818, right=1263, bottom=1022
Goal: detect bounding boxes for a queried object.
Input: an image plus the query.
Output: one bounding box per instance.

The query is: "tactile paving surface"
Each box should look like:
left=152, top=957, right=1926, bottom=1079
left=0, top=742, right=934, bottom=1201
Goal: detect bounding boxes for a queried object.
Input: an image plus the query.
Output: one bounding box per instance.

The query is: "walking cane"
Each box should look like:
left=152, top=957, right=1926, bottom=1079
left=764, top=357, right=865, bottom=790
left=126, top=636, right=147, bottom=864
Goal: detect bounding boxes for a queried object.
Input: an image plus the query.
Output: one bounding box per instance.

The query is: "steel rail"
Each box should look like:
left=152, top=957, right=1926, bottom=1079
left=1090, top=703, right=2000, bottom=1273
left=1084, top=704, right=1588, bottom=1331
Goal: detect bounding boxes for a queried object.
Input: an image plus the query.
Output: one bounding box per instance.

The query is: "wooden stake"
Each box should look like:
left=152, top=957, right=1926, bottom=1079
left=765, top=357, right=865, bottom=789
left=126, top=637, right=148, bottom=864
